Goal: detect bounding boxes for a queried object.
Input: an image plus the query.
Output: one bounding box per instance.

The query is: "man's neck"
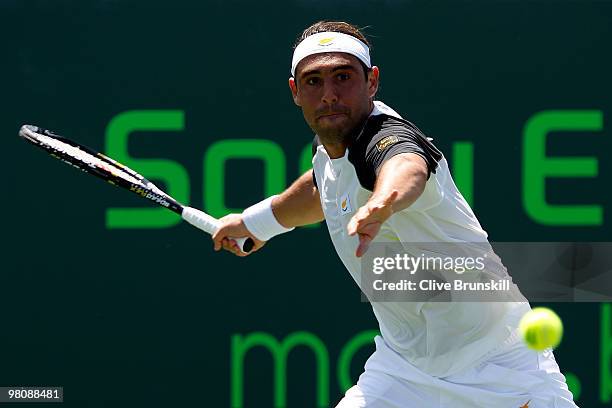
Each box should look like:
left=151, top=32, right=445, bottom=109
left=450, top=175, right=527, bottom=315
left=323, top=142, right=347, bottom=159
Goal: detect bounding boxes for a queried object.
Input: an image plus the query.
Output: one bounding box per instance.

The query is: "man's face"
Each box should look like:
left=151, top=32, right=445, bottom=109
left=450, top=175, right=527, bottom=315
left=289, top=52, right=379, bottom=145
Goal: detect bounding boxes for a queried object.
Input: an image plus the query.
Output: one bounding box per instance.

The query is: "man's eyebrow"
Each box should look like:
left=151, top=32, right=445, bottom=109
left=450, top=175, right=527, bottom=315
left=331, top=64, right=358, bottom=72
left=299, top=64, right=359, bottom=80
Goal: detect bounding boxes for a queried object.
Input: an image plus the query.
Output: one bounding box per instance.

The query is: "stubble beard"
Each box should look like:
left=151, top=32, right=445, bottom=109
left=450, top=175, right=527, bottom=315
left=311, top=110, right=369, bottom=146
left=316, top=124, right=354, bottom=145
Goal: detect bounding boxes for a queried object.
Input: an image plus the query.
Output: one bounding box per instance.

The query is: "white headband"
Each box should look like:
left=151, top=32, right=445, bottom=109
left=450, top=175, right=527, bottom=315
left=291, top=31, right=371, bottom=76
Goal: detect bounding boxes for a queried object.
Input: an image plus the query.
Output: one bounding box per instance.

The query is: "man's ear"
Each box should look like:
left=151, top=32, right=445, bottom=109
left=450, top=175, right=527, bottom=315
left=367, top=66, right=380, bottom=99
left=288, top=77, right=301, bottom=106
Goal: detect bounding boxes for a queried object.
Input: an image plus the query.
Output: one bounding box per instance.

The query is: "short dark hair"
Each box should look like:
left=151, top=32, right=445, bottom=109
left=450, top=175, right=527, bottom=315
left=293, top=21, right=372, bottom=80
left=293, top=21, right=371, bottom=49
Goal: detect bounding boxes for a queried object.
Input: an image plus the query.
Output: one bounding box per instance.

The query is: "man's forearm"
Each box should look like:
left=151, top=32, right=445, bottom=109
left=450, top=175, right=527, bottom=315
left=272, top=171, right=324, bottom=228
left=370, top=153, right=428, bottom=213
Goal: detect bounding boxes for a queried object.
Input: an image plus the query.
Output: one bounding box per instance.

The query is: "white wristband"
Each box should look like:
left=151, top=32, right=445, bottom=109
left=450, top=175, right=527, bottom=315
left=242, top=195, right=294, bottom=241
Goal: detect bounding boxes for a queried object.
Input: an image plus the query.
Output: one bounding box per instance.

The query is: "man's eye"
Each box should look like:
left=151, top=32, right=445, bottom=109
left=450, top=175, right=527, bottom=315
left=306, top=77, right=320, bottom=86
left=337, top=73, right=350, bottom=81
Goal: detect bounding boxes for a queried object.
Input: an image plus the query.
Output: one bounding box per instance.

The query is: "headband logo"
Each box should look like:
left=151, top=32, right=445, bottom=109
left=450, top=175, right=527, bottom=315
left=318, top=37, right=335, bottom=46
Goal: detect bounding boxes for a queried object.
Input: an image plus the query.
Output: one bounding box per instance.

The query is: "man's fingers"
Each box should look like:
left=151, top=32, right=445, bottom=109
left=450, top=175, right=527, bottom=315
left=354, top=222, right=381, bottom=257
left=212, top=226, right=230, bottom=250
left=213, top=231, right=224, bottom=251
left=348, top=191, right=399, bottom=236
left=211, top=214, right=260, bottom=257
left=355, top=234, right=372, bottom=257
left=229, top=239, right=248, bottom=256
left=221, top=238, right=232, bottom=252
left=348, top=216, right=366, bottom=236
left=348, top=208, right=369, bottom=235
left=221, top=238, right=247, bottom=257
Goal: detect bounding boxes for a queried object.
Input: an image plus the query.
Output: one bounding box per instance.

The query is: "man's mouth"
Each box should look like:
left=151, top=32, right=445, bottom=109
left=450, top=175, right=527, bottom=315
left=318, top=112, right=347, bottom=119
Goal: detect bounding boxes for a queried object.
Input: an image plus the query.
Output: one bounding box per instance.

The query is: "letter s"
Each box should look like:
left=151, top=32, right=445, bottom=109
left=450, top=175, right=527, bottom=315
left=105, top=110, right=190, bottom=229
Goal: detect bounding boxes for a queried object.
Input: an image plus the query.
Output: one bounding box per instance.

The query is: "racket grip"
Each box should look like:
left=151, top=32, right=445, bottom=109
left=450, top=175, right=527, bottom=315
left=181, top=207, right=254, bottom=253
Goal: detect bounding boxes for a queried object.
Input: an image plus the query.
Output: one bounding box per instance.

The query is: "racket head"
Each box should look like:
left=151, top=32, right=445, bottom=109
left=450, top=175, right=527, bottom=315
left=19, top=124, right=183, bottom=213
left=20, top=125, right=253, bottom=253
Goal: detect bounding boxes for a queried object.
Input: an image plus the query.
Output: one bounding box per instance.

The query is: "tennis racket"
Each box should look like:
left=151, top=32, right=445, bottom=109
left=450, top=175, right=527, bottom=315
left=19, top=124, right=254, bottom=253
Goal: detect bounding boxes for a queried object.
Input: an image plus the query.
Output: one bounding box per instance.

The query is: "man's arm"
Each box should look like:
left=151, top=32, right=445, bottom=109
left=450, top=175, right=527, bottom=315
left=212, top=170, right=323, bottom=256
left=272, top=170, right=324, bottom=228
left=347, top=153, right=428, bottom=257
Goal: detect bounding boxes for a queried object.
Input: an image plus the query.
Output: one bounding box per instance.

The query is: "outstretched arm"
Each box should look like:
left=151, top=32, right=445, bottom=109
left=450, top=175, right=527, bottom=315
left=212, top=170, right=323, bottom=256
left=347, top=153, right=428, bottom=257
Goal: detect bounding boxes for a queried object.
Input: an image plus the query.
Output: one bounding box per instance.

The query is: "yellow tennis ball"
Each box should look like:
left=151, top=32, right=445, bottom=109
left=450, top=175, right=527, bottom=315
left=519, top=307, right=564, bottom=351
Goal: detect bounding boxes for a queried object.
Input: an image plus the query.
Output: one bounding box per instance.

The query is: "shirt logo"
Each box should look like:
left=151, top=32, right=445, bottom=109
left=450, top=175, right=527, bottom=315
left=376, top=135, right=399, bottom=152
left=318, top=37, right=335, bottom=46
left=339, top=193, right=352, bottom=215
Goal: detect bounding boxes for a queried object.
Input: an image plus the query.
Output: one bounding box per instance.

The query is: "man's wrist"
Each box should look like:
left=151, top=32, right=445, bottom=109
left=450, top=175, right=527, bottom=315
left=242, top=195, right=294, bottom=241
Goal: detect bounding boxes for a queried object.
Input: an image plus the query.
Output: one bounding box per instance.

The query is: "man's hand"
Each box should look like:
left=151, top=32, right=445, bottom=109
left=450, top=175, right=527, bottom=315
left=347, top=153, right=428, bottom=257
left=347, top=190, right=398, bottom=257
left=212, top=214, right=266, bottom=257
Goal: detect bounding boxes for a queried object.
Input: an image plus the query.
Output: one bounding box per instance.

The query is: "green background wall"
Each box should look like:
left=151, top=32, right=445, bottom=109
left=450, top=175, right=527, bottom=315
left=2, top=1, right=611, bottom=406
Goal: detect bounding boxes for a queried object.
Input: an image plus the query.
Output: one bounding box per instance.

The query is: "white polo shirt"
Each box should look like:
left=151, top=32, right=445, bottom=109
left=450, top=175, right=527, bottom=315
left=312, top=101, right=530, bottom=377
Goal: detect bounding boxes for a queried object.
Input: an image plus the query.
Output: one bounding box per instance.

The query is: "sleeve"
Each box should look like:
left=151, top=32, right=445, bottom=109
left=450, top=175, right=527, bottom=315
left=311, top=135, right=320, bottom=188
left=365, top=124, right=442, bottom=179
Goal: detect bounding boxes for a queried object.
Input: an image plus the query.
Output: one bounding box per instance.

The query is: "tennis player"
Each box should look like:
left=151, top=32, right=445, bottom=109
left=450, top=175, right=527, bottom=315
left=213, top=21, right=578, bottom=408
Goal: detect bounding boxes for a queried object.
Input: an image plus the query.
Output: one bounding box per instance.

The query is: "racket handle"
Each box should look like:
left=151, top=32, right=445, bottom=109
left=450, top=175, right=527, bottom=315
left=181, top=207, right=254, bottom=253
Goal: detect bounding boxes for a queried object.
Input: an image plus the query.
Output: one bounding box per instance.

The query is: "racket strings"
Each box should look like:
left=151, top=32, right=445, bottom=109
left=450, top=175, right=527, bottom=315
left=23, top=127, right=143, bottom=186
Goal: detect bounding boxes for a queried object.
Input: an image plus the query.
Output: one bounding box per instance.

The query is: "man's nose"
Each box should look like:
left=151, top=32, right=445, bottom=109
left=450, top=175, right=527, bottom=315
left=321, top=80, right=339, bottom=105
